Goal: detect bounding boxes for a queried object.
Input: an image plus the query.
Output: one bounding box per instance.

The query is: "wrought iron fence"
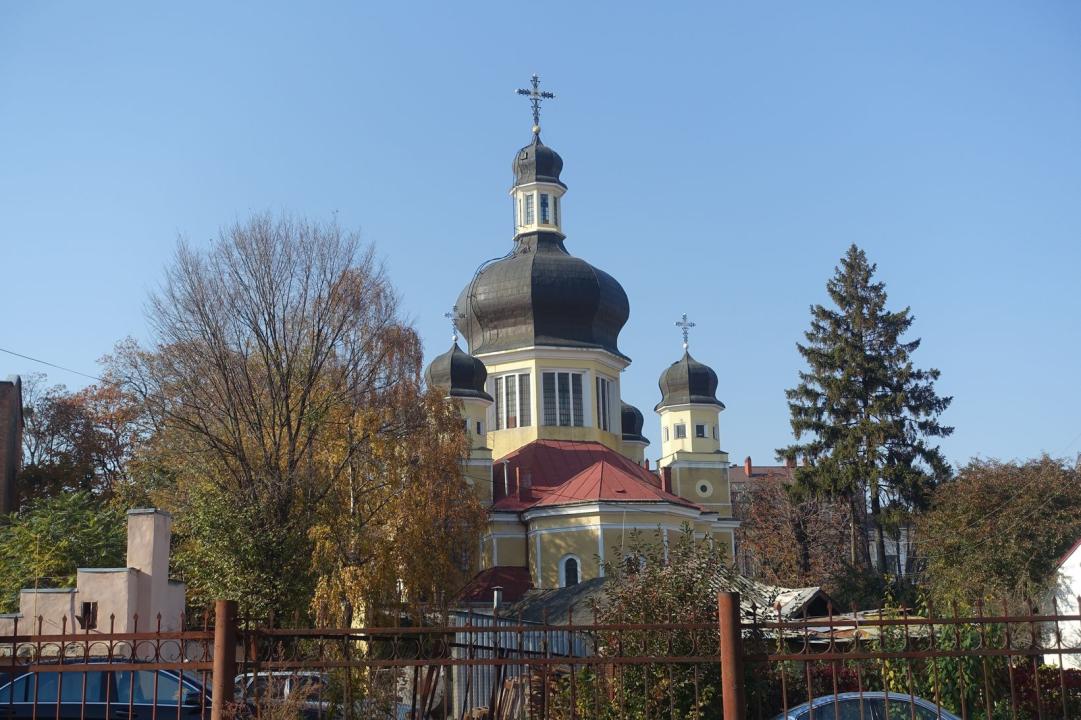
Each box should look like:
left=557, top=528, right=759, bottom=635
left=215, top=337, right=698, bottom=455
left=2, top=595, right=1081, bottom=720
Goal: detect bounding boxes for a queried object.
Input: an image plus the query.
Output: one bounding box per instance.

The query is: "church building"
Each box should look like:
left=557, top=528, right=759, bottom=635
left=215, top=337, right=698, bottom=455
left=424, top=78, right=737, bottom=602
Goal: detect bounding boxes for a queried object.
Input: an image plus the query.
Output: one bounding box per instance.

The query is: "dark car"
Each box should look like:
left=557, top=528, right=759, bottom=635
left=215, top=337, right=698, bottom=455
left=773, top=691, right=962, bottom=720
left=0, top=662, right=211, bottom=720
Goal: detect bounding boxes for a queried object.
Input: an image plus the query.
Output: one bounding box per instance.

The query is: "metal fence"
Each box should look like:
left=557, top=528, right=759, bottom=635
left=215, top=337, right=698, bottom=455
left=2, top=595, right=1081, bottom=720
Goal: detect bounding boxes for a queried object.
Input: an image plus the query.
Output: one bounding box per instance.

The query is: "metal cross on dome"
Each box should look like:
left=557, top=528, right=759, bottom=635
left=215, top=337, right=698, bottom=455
left=675, top=313, right=696, bottom=351
left=516, top=74, right=555, bottom=136
left=444, top=306, right=465, bottom=343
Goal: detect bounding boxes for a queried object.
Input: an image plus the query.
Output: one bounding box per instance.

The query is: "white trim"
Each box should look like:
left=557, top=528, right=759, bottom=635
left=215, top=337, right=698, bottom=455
left=597, top=527, right=606, bottom=577
left=655, top=402, right=725, bottom=413
left=559, top=554, right=583, bottom=588
left=491, top=536, right=498, bottom=566
left=523, top=502, right=705, bottom=522
left=663, top=459, right=731, bottom=470
left=534, top=533, right=542, bottom=588
left=475, top=346, right=630, bottom=373
left=528, top=522, right=695, bottom=537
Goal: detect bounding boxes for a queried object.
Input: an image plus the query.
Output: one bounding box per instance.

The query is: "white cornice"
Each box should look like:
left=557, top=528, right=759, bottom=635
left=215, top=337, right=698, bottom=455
left=476, top=346, right=630, bottom=372
left=655, top=402, right=726, bottom=414
left=522, top=502, right=705, bottom=522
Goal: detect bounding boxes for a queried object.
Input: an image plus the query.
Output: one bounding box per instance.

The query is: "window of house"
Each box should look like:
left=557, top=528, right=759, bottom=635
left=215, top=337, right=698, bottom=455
left=674, top=424, right=687, bottom=439
left=561, top=556, right=580, bottom=587
left=492, top=373, right=531, bottom=430
left=695, top=424, right=706, bottom=438
left=542, top=371, right=584, bottom=427
left=524, top=194, right=535, bottom=224
left=540, top=193, right=550, bottom=224
left=663, top=426, right=670, bottom=441
left=596, top=376, right=613, bottom=431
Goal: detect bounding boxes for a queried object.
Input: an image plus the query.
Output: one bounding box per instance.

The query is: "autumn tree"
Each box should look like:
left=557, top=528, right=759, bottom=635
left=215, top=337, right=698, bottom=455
left=779, top=245, right=953, bottom=575
left=18, top=373, right=139, bottom=503
left=918, top=456, right=1081, bottom=605
left=111, top=214, right=482, bottom=618
left=734, top=471, right=849, bottom=590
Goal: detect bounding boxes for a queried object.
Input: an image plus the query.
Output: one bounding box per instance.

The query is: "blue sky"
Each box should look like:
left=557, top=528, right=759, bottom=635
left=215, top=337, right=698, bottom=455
left=2, top=2, right=1079, bottom=467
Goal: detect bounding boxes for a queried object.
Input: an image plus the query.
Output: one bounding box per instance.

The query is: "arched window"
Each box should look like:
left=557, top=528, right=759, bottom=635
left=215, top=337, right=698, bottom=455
left=560, top=555, right=580, bottom=587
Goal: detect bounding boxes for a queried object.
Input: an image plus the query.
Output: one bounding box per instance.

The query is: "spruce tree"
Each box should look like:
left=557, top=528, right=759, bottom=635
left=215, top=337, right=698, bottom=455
left=779, top=244, right=953, bottom=575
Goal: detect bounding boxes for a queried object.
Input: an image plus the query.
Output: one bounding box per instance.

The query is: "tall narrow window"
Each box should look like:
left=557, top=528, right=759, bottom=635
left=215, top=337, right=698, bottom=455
left=540, top=194, right=550, bottom=224
left=543, top=372, right=557, bottom=426
left=494, top=377, right=504, bottom=430
left=519, top=374, right=532, bottom=427
left=561, top=556, right=580, bottom=587
left=506, top=378, right=518, bottom=429
left=571, top=374, right=583, bottom=426
left=596, top=377, right=613, bottom=431
left=663, top=426, right=670, bottom=441
left=553, top=196, right=560, bottom=227
left=524, top=194, right=535, bottom=224
left=557, top=373, right=571, bottom=426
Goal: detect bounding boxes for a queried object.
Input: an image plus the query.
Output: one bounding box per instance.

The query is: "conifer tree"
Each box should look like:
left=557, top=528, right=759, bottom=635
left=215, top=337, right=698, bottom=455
left=779, top=244, right=953, bottom=575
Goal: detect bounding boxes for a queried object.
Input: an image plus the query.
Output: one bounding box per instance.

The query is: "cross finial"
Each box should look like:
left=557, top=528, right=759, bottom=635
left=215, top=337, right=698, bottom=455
left=516, top=74, right=555, bottom=136
left=444, top=306, right=465, bottom=343
left=675, top=313, right=696, bottom=351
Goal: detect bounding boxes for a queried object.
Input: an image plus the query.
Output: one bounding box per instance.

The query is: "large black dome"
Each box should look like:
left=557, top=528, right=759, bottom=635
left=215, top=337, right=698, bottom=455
left=425, top=341, right=492, bottom=401
left=457, top=231, right=630, bottom=358
left=655, top=351, right=725, bottom=410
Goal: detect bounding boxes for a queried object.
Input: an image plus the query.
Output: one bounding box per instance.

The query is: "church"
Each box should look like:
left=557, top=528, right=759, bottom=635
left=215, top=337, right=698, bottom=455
left=424, top=78, right=738, bottom=602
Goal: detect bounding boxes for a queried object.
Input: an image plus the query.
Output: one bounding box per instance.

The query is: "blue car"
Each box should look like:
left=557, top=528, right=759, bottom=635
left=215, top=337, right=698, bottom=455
left=0, top=663, right=211, bottom=720
left=773, top=691, right=962, bottom=720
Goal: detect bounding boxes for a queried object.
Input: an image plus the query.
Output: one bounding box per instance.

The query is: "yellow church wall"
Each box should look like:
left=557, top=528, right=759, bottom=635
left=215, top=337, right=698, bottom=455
left=657, top=406, right=723, bottom=461
left=476, top=351, right=631, bottom=460
left=537, top=529, right=600, bottom=588
left=493, top=535, right=528, bottom=567
left=672, top=465, right=733, bottom=517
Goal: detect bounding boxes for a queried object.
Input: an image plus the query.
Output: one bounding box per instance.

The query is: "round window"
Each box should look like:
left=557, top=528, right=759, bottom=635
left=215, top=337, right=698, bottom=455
left=696, top=481, right=712, bottom=497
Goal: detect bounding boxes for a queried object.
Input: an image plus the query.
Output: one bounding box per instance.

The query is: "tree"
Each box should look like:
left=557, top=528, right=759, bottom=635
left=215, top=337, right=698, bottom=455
left=0, top=492, right=126, bottom=612
left=110, top=213, right=482, bottom=618
left=779, top=245, right=953, bottom=575
left=734, top=470, right=849, bottom=591
left=18, top=374, right=139, bottom=503
left=918, top=456, right=1081, bottom=605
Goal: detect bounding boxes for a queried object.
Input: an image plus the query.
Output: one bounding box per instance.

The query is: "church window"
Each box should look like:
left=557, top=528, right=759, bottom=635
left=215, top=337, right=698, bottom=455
left=493, top=372, right=532, bottom=430
left=663, top=426, right=670, bottom=441
left=542, top=371, right=584, bottom=427
left=713, top=425, right=718, bottom=439
left=540, top=193, right=550, bottom=224
left=695, top=424, right=706, bottom=438
left=524, top=194, right=535, bottom=224
left=596, top=376, right=613, bottom=432
left=561, top=555, right=580, bottom=587
left=553, top=196, right=560, bottom=226
left=674, top=424, right=687, bottom=439
left=476, top=421, right=483, bottom=435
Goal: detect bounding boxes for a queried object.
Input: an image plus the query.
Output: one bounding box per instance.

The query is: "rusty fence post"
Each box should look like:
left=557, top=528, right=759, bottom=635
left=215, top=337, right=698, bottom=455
left=211, top=600, right=238, bottom=720
left=719, top=591, right=746, bottom=720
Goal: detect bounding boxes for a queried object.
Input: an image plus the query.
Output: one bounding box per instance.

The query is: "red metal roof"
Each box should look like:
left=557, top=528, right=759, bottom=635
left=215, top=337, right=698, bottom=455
left=490, top=440, right=700, bottom=511
left=457, top=566, right=533, bottom=603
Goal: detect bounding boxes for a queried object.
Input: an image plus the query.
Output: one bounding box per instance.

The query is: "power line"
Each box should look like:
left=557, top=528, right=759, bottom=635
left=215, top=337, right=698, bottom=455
left=0, top=347, right=104, bottom=383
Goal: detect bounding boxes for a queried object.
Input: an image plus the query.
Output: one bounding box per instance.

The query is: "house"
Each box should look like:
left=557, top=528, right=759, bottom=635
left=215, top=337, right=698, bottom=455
left=0, top=508, right=186, bottom=655
left=1045, top=537, right=1081, bottom=668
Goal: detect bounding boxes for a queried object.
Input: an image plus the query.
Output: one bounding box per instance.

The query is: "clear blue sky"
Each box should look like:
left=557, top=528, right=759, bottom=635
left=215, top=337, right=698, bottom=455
left=2, top=2, right=1079, bottom=468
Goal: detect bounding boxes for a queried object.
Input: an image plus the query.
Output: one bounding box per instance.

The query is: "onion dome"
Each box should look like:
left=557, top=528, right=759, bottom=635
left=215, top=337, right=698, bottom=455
left=655, top=352, right=725, bottom=411
left=620, top=402, right=649, bottom=445
left=424, top=341, right=492, bottom=401
left=457, top=232, right=630, bottom=358
left=513, top=135, right=565, bottom=188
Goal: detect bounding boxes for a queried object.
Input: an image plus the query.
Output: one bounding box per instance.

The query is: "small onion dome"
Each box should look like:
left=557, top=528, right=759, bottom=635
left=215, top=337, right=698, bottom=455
left=424, top=341, right=492, bottom=401
left=456, top=232, right=630, bottom=358
left=620, top=401, right=649, bottom=445
left=655, top=351, right=725, bottom=411
left=513, top=134, right=565, bottom=189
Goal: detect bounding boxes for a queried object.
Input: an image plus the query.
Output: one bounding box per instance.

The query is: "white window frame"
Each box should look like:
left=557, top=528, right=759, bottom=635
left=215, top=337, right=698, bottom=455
left=595, top=375, right=616, bottom=432
left=695, top=423, right=707, bottom=438
left=674, top=423, right=687, bottom=439
left=491, top=372, right=531, bottom=430
left=541, top=370, right=586, bottom=427
left=560, top=554, right=582, bottom=587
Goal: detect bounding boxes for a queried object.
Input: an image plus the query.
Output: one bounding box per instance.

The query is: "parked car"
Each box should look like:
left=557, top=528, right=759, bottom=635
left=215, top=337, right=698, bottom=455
left=772, top=691, right=962, bottom=720
left=0, top=661, right=211, bottom=720
left=234, top=671, right=329, bottom=720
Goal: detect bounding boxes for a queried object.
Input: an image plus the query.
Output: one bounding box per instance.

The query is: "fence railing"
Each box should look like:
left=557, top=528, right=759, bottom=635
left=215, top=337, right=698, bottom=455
left=2, top=595, right=1080, bottom=720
